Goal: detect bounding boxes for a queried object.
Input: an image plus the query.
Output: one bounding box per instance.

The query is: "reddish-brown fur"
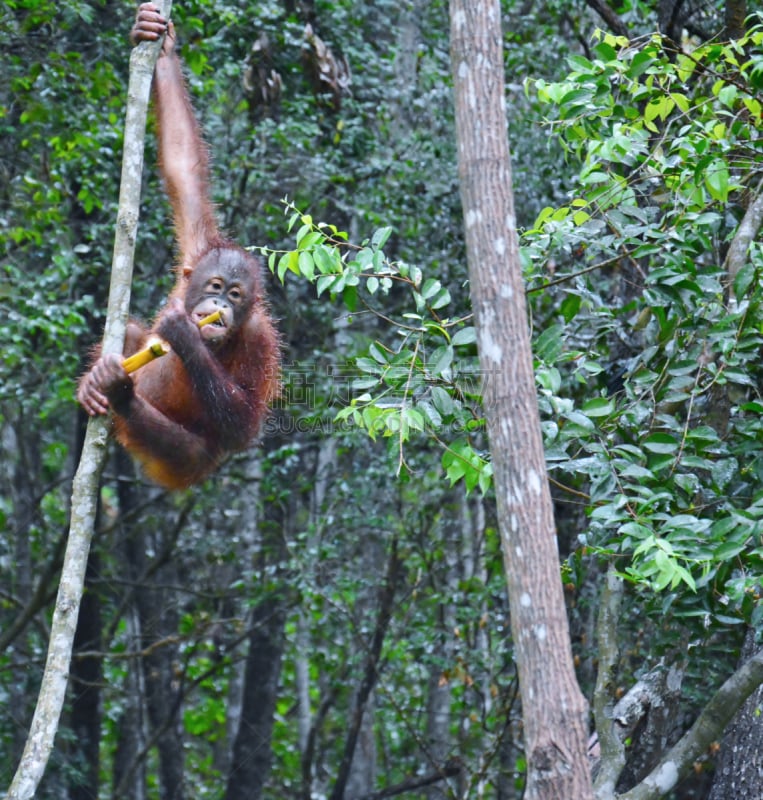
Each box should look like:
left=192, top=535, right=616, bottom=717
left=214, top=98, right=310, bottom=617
left=77, top=5, right=279, bottom=489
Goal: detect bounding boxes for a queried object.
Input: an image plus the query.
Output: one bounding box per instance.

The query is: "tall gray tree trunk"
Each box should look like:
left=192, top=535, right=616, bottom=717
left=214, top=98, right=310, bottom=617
left=448, top=2, right=593, bottom=798
left=224, top=457, right=289, bottom=800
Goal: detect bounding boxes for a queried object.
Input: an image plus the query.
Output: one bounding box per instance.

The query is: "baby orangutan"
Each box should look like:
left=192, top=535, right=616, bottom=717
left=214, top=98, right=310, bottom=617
left=78, top=4, right=280, bottom=489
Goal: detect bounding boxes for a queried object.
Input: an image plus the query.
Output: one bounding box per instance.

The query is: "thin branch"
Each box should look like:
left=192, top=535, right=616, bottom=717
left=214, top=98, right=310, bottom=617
left=357, top=758, right=462, bottom=800
left=584, top=0, right=630, bottom=38
left=593, top=565, right=626, bottom=798
left=725, top=175, right=763, bottom=285
left=4, top=6, right=173, bottom=797
left=0, top=531, right=66, bottom=653
left=526, top=250, right=639, bottom=295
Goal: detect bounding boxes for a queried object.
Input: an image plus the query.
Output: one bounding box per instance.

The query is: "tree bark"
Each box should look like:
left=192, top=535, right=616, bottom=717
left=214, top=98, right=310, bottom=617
left=68, top=552, right=103, bottom=800
left=137, top=591, right=185, bottom=800
left=330, top=540, right=400, bottom=800
left=725, top=0, right=747, bottom=39
left=425, top=495, right=463, bottom=799
left=658, top=0, right=685, bottom=40
left=224, top=465, right=289, bottom=800
left=708, top=628, right=763, bottom=800
left=725, top=176, right=763, bottom=284
left=617, top=649, right=763, bottom=800
left=584, top=0, right=630, bottom=38
left=111, top=606, right=148, bottom=800
left=449, top=2, right=593, bottom=799
left=224, top=593, right=287, bottom=800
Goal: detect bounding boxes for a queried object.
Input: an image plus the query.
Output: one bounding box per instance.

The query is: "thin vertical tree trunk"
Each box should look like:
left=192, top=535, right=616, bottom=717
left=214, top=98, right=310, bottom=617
left=224, top=593, right=287, bottom=800
left=224, top=470, right=289, bottom=800
left=425, top=500, right=459, bottom=800
left=137, top=589, right=185, bottom=800
left=725, top=0, right=747, bottom=39
left=68, top=552, right=103, bottom=800
left=115, top=464, right=185, bottom=800
left=111, top=606, right=148, bottom=800
left=330, top=539, right=400, bottom=800
left=448, top=3, right=593, bottom=799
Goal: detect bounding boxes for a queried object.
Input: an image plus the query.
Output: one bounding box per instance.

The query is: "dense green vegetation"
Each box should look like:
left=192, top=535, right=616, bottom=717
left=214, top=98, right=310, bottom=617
left=1, top=0, right=761, bottom=797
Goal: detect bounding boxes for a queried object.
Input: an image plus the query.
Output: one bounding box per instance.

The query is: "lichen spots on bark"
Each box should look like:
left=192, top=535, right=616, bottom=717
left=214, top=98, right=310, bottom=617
left=648, top=762, right=679, bottom=793
left=465, top=208, right=482, bottom=228
left=476, top=305, right=503, bottom=364
left=526, top=468, right=542, bottom=496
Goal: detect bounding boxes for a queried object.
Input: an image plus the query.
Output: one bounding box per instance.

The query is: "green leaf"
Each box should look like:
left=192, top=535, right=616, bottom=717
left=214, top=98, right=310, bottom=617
left=429, top=287, right=452, bottom=310
left=431, top=386, right=455, bottom=416
left=316, top=274, right=336, bottom=297
left=297, top=230, right=325, bottom=250
left=429, top=345, right=454, bottom=376
left=420, top=278, right=442, bottom=300
left=572, top=209, right=591, bottom=225
left=716, top=84, right=738, bottom=108
left=371, top=226, right=392, bottom=249
left=676, top=54, right=696, bottom=82
left=369, top=342, right=389, bottom=364
left=643, top=433, right=679, bottom=454
left=532, top=206, right=555, bottom=230
left=451, top=326, right=477, bottom=346
left=417, top=399, right=442, bottom=428
left=672, top=564, right=696, bottom=592
left=534, top=323, right=564, bottom=362
left=298, top=250, right=315, bottom=280
left=582, top=396, right=615, bottom=418
left=705, top=160, right=730, bottom=202
left=670, top=92, right=690, bottom=113
left=356, top=357, right=382, bottom=375
left=714, top=541, right=747, bottom=560
left=343, top=285, right=358, bottom=311
left=313, top=244, right=340, bottom=274
left=733, top=262, right=755, bottom=301
left=627, top=49, right=654, bottom=78
left=593, top=41, right=618, bottom=61
left=561, top=411, right=595, bottom=432
left=442, top=439, right=490, bottom=494
left=277, top=252, right=292, bottom=283
left=559, top=294, right=582, bottom=322
left=620, top=521, right=652, bottom=540
left=401, top=407, right=425, bottom=434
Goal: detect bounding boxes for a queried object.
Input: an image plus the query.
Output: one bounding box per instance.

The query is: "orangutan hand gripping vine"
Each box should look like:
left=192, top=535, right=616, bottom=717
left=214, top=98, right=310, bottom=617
left=77, top=3, right=280, bottom=490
